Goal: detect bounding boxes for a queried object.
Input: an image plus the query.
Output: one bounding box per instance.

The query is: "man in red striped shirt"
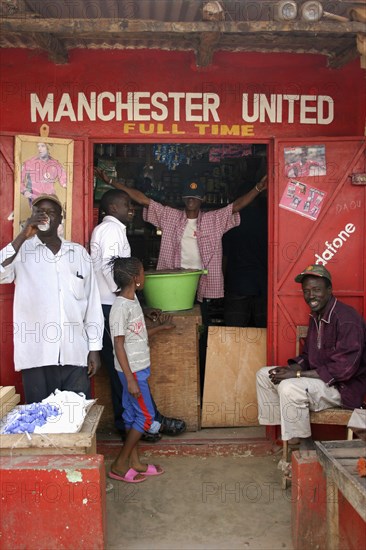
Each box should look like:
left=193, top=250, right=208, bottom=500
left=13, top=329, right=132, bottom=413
left=106, top=176, right=267, bottom=309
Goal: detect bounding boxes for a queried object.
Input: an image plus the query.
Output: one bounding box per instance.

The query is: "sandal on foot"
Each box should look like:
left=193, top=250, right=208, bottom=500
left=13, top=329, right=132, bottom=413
left=139, top=464, right=165, bottom=476
left=109, top=468, right=146, bottom=483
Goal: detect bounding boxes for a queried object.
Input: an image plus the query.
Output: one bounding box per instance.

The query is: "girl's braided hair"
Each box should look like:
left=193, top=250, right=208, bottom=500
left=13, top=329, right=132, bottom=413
left=107, top=256, right=142, bottom=292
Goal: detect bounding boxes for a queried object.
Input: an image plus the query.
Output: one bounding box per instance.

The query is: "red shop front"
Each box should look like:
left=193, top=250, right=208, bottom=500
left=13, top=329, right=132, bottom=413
left=0, top=48, right=365, bottom=435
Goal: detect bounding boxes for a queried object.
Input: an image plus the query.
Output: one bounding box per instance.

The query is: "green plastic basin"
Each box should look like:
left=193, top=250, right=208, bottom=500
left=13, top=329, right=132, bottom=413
left=143, top=269, right=207, bottom=311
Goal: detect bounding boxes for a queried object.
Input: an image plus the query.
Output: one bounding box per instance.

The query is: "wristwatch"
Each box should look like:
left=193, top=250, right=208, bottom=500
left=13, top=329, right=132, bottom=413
left=296, top=370, right=301, bottom=378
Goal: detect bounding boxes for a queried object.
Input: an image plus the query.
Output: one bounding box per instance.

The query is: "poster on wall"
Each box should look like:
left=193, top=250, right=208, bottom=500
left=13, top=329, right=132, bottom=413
left=279, top=180, right=326, bottom=221
left=14, top=135, right=74, bottom=238
left=284, top=145, right=326, bottom=177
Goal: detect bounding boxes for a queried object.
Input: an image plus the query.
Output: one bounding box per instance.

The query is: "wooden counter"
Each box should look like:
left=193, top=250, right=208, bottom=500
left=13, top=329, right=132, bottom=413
left=148, top=305, right=201, bottom=431
left=315, top=439, right=366, bottom=550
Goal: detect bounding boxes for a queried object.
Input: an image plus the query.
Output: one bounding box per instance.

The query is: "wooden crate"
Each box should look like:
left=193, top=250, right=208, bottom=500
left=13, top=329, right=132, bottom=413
left=0, top=404, right=104, bottom=456
left=93, top=306, right=202, bottom=432
left=149, top=305, right=202, bottom=431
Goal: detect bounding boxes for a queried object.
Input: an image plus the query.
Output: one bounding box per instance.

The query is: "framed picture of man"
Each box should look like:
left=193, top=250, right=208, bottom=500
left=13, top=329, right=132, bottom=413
left=14, top=135, right=74, bottom=239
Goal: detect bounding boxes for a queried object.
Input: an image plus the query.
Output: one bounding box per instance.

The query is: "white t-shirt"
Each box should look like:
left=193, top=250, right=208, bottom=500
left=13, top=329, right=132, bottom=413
left=109, top=295, right=150, bottom=373
left=181, top=218, right=202, bottom=270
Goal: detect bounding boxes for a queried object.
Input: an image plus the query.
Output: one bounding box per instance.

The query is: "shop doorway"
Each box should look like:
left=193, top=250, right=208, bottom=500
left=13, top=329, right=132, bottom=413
left=91, top=141, right=269, bottom=430
left=92, top=141, right=268, bottom=328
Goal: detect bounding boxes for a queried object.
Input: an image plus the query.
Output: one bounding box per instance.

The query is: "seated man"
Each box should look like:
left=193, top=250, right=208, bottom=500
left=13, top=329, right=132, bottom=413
left=256, top=264, right=366, bottom=449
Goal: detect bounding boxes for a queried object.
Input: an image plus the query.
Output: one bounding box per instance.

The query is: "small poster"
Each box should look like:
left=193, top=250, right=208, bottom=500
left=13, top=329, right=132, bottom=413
left=279, top=180, right=326, bottom=221
left=284, top=145, right=326, bottom=177
left=14, top=135, right=74, bottom=238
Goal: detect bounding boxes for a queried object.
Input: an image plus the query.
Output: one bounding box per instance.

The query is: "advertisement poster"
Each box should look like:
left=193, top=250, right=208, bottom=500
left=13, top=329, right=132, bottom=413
left=279, top=180, right=326, bottom=221
left=14, top=135, right=74, bottom=238
left=284, top=145, right=326, bottom=177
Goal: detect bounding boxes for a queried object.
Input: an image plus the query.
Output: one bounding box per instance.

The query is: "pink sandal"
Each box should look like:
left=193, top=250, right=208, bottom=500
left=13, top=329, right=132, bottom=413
left=140, top=464, right=165, bottom=476
left=109, top=468, right=146, bottom=483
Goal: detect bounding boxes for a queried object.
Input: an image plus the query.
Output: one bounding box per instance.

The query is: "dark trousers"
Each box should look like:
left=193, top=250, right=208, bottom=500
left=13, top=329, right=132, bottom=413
left=224, top=293, right=267, bottom=328
left=22, top=364, right=91, bottom=403
left=102, top=304, right=159, bottom=432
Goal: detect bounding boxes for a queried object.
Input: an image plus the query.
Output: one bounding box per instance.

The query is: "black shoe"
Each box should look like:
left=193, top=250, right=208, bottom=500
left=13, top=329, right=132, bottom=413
left=140, top=431, right=163, bottom=443
left=159, top=417, right=186, bottom=436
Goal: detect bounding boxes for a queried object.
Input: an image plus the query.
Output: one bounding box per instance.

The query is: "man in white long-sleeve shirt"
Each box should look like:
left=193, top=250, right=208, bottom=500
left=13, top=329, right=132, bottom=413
left=90, top=186, right=186, bottom=440
left=90, top=189, right=132, bottom=434
left=0, top=194, right=104, bottom=402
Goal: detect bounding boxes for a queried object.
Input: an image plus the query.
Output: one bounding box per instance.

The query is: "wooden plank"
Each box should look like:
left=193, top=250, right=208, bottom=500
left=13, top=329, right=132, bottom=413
left=0, top=446, right=92, bottom=456
left=326, top=474, right=339, bottom=550
left=0, top=404, right=103, bottom=456
left=310, top=409, right=352, bottom=425
left=318, top=440, right=365, bottom=451
left=0, top=394, right=20, bottom=419
left=0, top=386, right=15, bottom=405
left=325, top=447, right=366, bottom=459
left=340, top=458, right=366, bottom=467
left=1, top=18, right=365, bottom=36
left=202, top=327, right=266, bottom=427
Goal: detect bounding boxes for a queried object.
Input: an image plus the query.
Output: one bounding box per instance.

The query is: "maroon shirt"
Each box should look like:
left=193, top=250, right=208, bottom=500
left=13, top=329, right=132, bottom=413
left=289, top=296, right=366, bottom=409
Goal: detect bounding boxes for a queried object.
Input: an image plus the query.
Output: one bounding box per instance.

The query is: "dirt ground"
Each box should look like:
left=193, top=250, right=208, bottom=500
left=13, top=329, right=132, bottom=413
left=105, top=454, right=293, bottom=550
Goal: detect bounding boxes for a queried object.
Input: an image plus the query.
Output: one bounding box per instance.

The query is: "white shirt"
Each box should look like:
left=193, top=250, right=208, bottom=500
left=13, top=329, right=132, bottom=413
left=181, top=218, right=202, bottom=270
left=0, top=237, right=103, bottom=371
left=90, top=216, right=131, bottom=305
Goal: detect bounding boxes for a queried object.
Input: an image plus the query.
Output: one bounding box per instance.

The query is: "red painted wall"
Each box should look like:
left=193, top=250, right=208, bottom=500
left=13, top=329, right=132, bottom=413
left=0, top=47, right=365, bottom=398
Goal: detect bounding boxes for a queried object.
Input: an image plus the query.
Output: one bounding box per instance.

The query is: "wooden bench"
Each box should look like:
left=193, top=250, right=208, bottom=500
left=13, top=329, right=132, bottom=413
left=282, top=326, right=353, bottom=487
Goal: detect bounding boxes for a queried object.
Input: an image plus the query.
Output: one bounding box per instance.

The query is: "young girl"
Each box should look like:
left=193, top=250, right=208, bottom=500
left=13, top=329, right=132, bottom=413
left=108, top=256, right=175, bottom=483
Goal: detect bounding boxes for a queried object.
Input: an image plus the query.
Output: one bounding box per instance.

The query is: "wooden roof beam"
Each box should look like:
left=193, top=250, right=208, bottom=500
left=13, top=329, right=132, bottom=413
left=196, top=31, right=221, bottom=66
left=356, top=33, right=366, bottom=68
left=196, top=2, right=225, bottom=67
left=32, top=32, right=69, bottom=64
left=327, top=45, right=359, bottom=69
left=1, top=18, right=365, bottom=36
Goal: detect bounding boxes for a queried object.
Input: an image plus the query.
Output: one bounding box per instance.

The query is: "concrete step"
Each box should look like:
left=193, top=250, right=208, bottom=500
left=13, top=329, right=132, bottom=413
left=97, top=426, right=281, bottom=458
